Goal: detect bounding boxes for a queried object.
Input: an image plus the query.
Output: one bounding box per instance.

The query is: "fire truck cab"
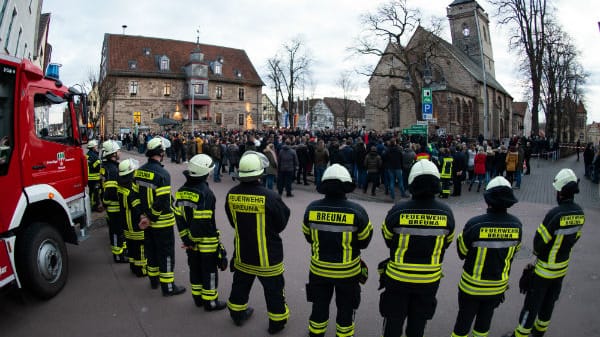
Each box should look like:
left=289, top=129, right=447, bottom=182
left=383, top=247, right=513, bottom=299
left=0, top=54, right=91, bottom=299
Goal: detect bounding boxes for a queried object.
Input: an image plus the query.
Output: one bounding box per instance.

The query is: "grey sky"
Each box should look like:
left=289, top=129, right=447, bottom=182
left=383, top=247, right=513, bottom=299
left=42, top=0, right=600, bottom=123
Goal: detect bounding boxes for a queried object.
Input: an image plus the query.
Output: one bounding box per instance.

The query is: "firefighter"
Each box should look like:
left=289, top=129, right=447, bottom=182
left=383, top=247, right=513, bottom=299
left=451, top=176, right=522, bottom=337
left=302, top=164, right=373, bottom=337
left=117, top=158, right=146, bottom=277
left=507, top=169, right=584, bottom=337
left=379, top=159, right=455, bottom=337
left=101, top=140, right=127, bottom=263
left=135, top=137, right=186, bottom=296
left=174, top=154, right=227, bottom=311
left=225, top=151, right=291, bottom=334
left=86, top=139, right=103, bottom=212
left=439, top=147, right=453, bottom=198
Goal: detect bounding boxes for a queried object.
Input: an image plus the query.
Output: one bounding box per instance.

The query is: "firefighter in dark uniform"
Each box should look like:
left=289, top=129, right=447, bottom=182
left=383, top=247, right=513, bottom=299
left=379, top=159, right=455, bottom=337
left=225, top=151, right=291, bottom=334
left=302, top=164, right=373, bottom=337
left=86, top=139, right=103, bottom=212
left=135, top=137, right=186, bottom=296
left=175, top=154, right=227, bottom=311
left=101, top=140, right=126, bottom=263
left=117, top=158, right=146, bottom=277
left=507, top=169, right=584, bottom=337
left=439, top=147, right=453, bottom=198
left=451, top=176, right=522, bottom=337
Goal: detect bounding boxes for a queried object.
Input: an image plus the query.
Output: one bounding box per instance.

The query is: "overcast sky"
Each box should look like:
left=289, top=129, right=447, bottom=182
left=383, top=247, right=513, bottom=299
left=42, top=0, right=600, bottom=124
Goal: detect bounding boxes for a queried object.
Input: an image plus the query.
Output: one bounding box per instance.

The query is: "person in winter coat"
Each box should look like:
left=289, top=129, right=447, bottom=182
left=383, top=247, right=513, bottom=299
left=469, top=146, right=487, bottom=192
left=313, top=140, right=330, bottom=189
left=452, top=144, right=467, bottom=196
left=263, top=143, right=278, bottom=190
left=363, top=145, right=382, bottom=196
left=296, top=140, right=310, bottom=185
left=277, top=140, right=299, bottom=197
left=495, top=145, right=507, bottom=178
left=505, top=146, right=519, bottom=186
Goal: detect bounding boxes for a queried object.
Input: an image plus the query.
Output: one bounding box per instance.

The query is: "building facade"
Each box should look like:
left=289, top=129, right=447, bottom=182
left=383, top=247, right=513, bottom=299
left=365, top=0, right=513, bottom=140
left=99, top=34, right=264, bottom=136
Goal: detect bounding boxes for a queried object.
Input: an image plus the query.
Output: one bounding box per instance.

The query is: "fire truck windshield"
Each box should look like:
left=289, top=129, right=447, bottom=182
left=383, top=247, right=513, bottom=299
left=0, top=64, right=16, bottom=175
left=34, top=95, right=73, bottom=144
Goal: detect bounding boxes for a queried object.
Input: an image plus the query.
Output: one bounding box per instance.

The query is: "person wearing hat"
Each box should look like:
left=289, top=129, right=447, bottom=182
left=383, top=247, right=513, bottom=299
left=135, top=136, right=186, bottom=296
left=302, top=164, right=373, bottom=337
left=86, top=139, right=103, bottom=212
left=101, top=140, right=127, bottom=263
left=379, top=159, right=455, bottom=337
left=225, top=151, right=291, bottom=333
left=451, top=176, right=523, bottom=337
left=174, top=154, right=227, bottom=311
left=117, top=158, right=146, bottom=277
left=507, top=169, right=585, bottom=337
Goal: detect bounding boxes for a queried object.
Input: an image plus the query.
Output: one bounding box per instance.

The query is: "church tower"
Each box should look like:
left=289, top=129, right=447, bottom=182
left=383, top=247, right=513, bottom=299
left=447, top=0, right=495, bottom=76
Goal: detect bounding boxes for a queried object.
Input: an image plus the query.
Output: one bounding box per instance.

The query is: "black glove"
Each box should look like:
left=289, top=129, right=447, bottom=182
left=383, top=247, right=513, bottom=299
left=377, top=258, right=390, bottom=290
left=519, top=263, right=535, bottom=294
left=358, top=259, right=368, bottom=285
left=216, top=243, right=228, bottom=271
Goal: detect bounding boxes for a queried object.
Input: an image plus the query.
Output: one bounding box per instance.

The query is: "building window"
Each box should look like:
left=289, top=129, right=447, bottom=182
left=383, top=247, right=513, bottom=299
left=4, top=8, right=17, bottom=51
left=163, top=82, right=171, bottom=96
left=216, top=86, right=223, bottom=99
left=160, top=55, right=170, bottom=71
left=143, top=47, right=151, bottom=56
left=214, top=63, right=222, bottom=75
left=215, top=112, right=222, bottom=125
left=129, top=81, right=138, bottom=95
left=128, top=60, right=137, bottom=69
left=238, top=113, right=245, bottom=126
left=238, top=88, right=245, bottom=101
left=192, top=83, right=204, bottom=95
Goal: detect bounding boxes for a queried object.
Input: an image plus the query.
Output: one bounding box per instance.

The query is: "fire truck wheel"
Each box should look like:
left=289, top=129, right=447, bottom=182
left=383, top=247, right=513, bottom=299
left=16, top=222, right=69, bottom=299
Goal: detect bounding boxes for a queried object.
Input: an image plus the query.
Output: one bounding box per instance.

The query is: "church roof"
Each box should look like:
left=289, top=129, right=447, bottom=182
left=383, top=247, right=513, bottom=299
left=449, top=0, right=476, bottom=6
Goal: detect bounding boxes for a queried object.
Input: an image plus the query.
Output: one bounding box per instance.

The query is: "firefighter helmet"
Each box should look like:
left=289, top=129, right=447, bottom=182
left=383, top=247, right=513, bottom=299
left=188, top=154, right=214, bottom=177
left=318, top=164, right=355, bottom=194
left=408, top=159, right=440, bottom=185
left=484, top=176, right=518, bottom=209
left=237, top=151, right=268, bottom=181
left=102, top=140, right=120, bottom=157
left=552, top=168, right=578, bottom=192
left=87, top=139, right=98, bottom=149
left=146, top=136, right=171, bottom=157
left=118, top=158, right=139, bottom=176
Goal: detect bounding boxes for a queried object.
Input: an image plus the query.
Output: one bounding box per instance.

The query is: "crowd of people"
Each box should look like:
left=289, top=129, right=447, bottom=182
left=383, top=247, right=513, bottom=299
left=85, top=127, right=588, bottom=337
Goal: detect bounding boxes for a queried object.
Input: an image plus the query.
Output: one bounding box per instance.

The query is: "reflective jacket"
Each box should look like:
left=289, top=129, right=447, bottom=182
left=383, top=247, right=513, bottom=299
left=225, top=181, right=290, bottom=277
left=440, top=155, right=453, bottom=179
left=382, top=197, right=455, bottom=284
left=87, top=149, right=101, bottom=182
left=135, top=159, right=175, bottom=228
left=175, top=176, right=219, bottom=253
left=533, top=199, right=584, bottom=279
left=457, top=209, right=522, bottom=296
left=117, top=177, right=144, bottom=241
left=302, top=196, right=373, bottom=279
left=102, top=160, right=120, bottom=214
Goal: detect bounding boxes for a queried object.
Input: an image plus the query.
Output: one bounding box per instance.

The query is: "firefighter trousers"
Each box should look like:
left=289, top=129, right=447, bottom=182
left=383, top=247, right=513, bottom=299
left=513, top=275, right=563, bottom=337
left=440, top=178, right=452, bottom=197
left=228, top=270, right=289, bottom=328
left=379, top=282, right=439, bottom=337
left=88, top=181, right=102, bottom=211
left=187, top=249, right=219, bottom=304
left=106, top=211, right=125, bottom=260
left=451, top=290, right=503, bottom=337
left=144, top=226, right=176, bottom=290
left=306, top=272, right=360, bottom=337
left=126, top=237, right=146, bottom=277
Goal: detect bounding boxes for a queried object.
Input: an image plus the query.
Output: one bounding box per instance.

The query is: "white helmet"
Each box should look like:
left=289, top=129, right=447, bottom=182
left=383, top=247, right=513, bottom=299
left=147, top=136, right=171, bottom=151
left=553, top=168, right=578, bottom=192
left=486, top=176, right=512, bottom=190
left=188, top=154, right=213, bottom=177
left=119, top=158, right=139, bottom=176
left=408, top=159, right=440, bottom=185
left=322, top=164, right=352, bottom=183
left=238, top=151, right=268, bottom=181
left=87, top=139, right=98, bottom=149
left=102, top=140, right=120, bottom=157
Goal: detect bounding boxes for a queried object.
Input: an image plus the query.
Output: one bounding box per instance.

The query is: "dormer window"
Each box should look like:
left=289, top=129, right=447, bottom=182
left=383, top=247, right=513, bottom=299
left=214, top=62, right=222, bottom=75
left=234, top=69, right=243, bottom=79
left=160, top=55, right=170, bottom=71
left=128, top=60, right=137, bottom=69
left=143, top=47, right=151, bottom=56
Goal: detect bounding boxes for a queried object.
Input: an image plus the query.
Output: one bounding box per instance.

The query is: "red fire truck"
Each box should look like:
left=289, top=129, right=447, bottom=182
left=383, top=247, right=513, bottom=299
left=0, top=54, right=91, bottom=299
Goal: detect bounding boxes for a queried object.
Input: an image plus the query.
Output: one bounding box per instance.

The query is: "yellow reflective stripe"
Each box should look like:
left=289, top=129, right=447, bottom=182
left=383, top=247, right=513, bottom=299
left=233, top=260, right=284, bottom=277
left=201, top=289, right=218, bottom=301
left=458, top=234, right=469, bottom=256
left=548, top=234, right=563, bottom=264
left=537, top=224, right=552, bottom=243
left=472, top=329, right=488, bottom=337
left=159, top=272, right=175, bottom=283
left=268, top=305, right=290, bottom=321
left=309, top=320, right=329, bottom=334
left=473, top=247, right=487, bottom=280
left=256, top=213, right=268, bottom=267
left=193, top=209, right=213, bottom=219
left=388, top=261, right=441, bottom=272
left=502, top=246, right=517, bottom=281
left=459, top=278, right=507, bottom=295
left=124, top=231, right=144, bottom=240
left=179, top=229, right=190, bottom=237
left=302, top=223, right=310, bottom=235
left=460, top=272, right=508, bottom=286
left=191, top=284, right=203, bottom=296
left=451, top=333, right=468, bottom=337
left=446, top=230, right=455, bottom=244
left=394, top=233, right=410, bottom=264
left=382, top=222, right=394, bottom=240
left=357, top=221, right=372, bottom=241
left=342, top=232, right=352, bottom=263
left=311, top=228, right=319, bottom=260
left=336, top=322, right=355, bottom=337
left=88, top=173, right=100, bottom=180
left=155, top=186, right=171, bottom=196
left=227, top=301, right=248, bottom=312
left=431, top=235, right=444, bottom=265
left=534, top=319, right=550, bottom=332
left=515, top=324, right=531, bottom=337
left=385, top=267, right=442, bottom=283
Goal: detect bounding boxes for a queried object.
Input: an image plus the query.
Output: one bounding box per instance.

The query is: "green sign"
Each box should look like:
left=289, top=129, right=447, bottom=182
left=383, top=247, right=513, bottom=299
left=410, top=124, right=427, bottom=130
left=422, top=87, right=432, bottom=103
left=402, top=128, right=427, bottom=135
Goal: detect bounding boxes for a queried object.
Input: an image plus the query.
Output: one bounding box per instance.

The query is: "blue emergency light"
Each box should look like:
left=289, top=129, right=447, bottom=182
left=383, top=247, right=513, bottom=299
left=45, top=63, right=62, bottom=80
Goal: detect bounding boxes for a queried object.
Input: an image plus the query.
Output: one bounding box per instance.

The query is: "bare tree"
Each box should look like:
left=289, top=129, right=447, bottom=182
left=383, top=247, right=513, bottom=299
left=266, top=57, right=284, bottom=128
left=280, top=37, right=311, bottom=129
left=335, top=71, right=357, bottom=128
left=490, top=0, right=551, bottom=136
left=353, top=0, right=444, bottom=123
